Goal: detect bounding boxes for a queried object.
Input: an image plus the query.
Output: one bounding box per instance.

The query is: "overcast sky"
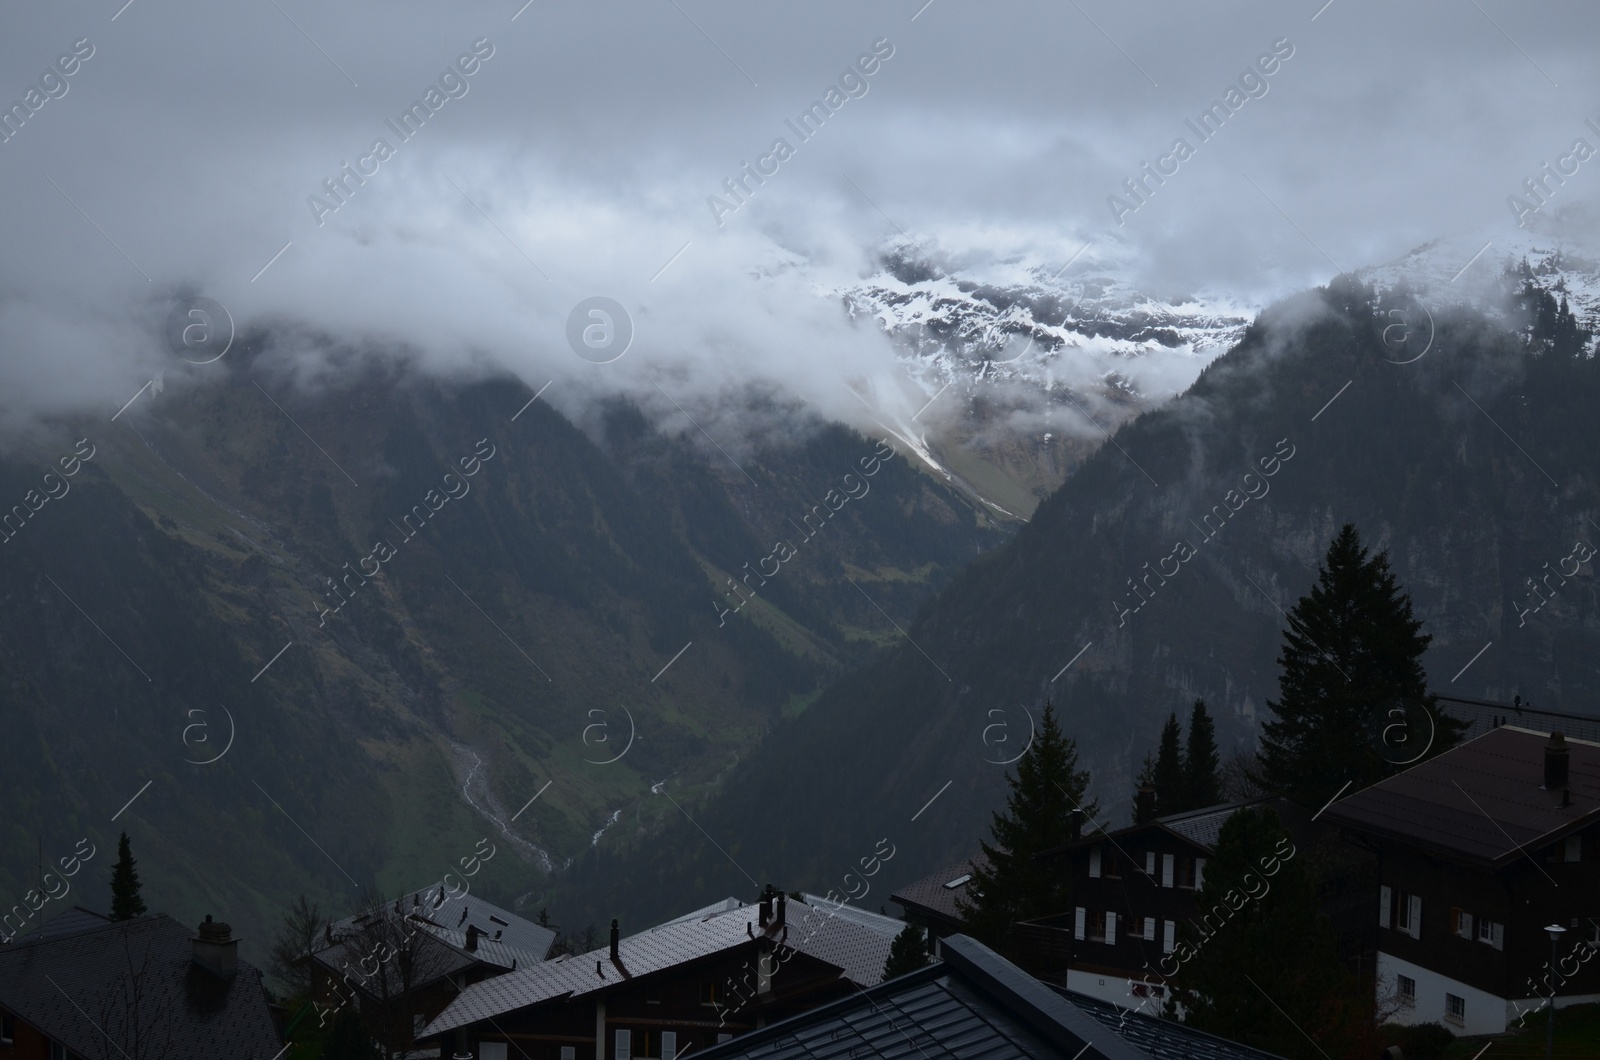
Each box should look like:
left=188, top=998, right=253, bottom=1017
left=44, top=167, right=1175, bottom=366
left=2, top=0, right=1597, bottom=436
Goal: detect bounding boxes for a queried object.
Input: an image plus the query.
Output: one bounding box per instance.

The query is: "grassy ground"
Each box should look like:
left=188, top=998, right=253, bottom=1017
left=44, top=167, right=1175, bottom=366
left=1442, top=1002, right=1600, bottom=1058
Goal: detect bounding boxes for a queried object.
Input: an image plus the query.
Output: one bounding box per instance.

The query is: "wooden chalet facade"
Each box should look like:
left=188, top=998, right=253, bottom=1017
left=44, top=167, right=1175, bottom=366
left=422, top=887, right=895, bottom=1059
left=1324, top=725, right=1600, bottom=1036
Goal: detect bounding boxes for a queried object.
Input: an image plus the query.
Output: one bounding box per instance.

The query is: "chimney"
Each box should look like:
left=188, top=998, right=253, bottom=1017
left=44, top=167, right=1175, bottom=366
left=609, top=918, right=620, bottom=962
left=1545, top=731, right=1570, bottom=791
left=465, top=924, right=480, bottom=952
left=775, top=891, right=787, bottom=929
left=192, top=915, right=239, bottom=978
left=1134, top=784, right=1156, bottom=823
left=758, top=884, right=774, bottom=929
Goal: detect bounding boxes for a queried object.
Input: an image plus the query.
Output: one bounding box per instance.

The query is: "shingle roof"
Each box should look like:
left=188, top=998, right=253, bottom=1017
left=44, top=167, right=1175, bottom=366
left=27, top=905, right=110, bottom=941
left=1323, top=725, right=1600, bottom=865
left=328, top=882, right=554, bottom=961
left=889, top=857, right=985, bottom=924
left=0, top=914, right=282, bottom=1060
left=1156, top=799, right=1272, bottom=849
left=692, top=935, right=1154, bottom=1060
left=424, top=897, right=895, bottom=1038
left=1059, top=989, right=1289, bottom=1060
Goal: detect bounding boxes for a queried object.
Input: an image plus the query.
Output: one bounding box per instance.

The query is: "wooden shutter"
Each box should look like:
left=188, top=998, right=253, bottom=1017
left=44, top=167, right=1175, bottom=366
left=1195, top=857, right=1206, bottom=889
left=662, top=1031, right=677, bottom=1059
left=1379, top=885, right=1391, bottom=928
left=1492, top=922, right=1504, bottom=950
left=616, top=1029, right=632, bottom=1060
left=1106, top=911, right=1118, bottom=944
left=1408, top=895, right=1422, bottom=939
left=1089, top=846, right=1101, bottom=878
left=1145, top=851, right=1156, bottom=876
left=1162, top=854, right=1174, bottom=888
left=1075, top=906, right=1086, bottom=940
left=1162, top=920, right=1175, bottom=954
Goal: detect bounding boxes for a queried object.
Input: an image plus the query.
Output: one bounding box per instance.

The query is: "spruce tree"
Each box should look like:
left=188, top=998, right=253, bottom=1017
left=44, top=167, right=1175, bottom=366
left=958, top=701, right=1097, bottom=949
left=1183, top=700, right=1222, bottom=809
left=1172, top=807, right=1349, bottom=1058
left=109, top=832, right=146, bottom=921
left=1151, top=712, right=1185, bottom=817
left=882, top=922, right=931, bottom=979
left=1132, top=753, right=1159, bottom=824
left=1256, top=524, right=1463, bottom=807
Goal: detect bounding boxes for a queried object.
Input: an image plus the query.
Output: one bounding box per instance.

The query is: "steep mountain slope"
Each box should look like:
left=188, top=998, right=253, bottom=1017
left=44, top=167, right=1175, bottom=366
left=553, top=273, right=1600, bottom=932
left=0, top=340, right=1004, bottom=964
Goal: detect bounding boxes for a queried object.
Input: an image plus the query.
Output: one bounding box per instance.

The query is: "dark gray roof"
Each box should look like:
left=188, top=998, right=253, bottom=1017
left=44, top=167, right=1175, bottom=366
left=694, top=934, right=1153, bottom=1060
left=27, top=905, right=110, bottom=941
left=425, top=897, right=894, bottom=1037
left=0, top=914, right=282, bottom=1060
left=1059, top=988, right=1289, bottom=1060
left=1324, top=725, right=1600, bottom=864
left=328, top=882, right=554, bottom=961
left=889, top=857, right=985, bottom=924
left=1155, top=799, right=1274, bottom=849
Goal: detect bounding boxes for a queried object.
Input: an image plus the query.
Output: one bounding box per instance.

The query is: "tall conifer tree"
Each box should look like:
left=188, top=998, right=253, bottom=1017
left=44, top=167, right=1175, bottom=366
left=1183, top=699, right=1222, bottom=809
left=1151, top=712, right=1185, bottom=817
left=109, top=832, right=146, bottom=921
left=958, top=702, right=1097, bottom=949
left=1256, top=524, right=1462, bottom=807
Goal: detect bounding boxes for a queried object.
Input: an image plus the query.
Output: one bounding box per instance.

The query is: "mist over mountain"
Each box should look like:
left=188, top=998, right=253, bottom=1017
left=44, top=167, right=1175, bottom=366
left=5, top=0, right=1600, bottom=1021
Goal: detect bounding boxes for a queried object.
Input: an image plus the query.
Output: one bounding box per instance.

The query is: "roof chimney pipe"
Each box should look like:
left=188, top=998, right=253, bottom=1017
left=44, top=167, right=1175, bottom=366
left=465, top=924, right=480, bottom=952
left=192, top=915, right=239, bottom=978
left=609, top=918, right=620, bottom=961
left=776, top=890, right=786, bottom=929
left=1545, top=732, right=1570, bottom=791
left=759, top=884, right=775, bottom=929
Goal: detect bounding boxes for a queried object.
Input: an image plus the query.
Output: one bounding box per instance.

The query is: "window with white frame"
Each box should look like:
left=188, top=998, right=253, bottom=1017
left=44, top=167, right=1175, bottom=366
left=1444, top=993, right=1465, bottom=1025
left=1452, top=908, right=1474, bottom=938
left=1397, top=975, right=1416, bottom=1005
left=1477, top=917, right=1504, bottom=950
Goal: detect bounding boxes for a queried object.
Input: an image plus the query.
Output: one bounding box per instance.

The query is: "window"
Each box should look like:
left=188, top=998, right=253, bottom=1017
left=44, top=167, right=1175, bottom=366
left=1388, top=891, right=1421, bottom=939
left=1588, top=918, right=1600, bottom=946
left=1565, top=835, right=1582, bottom=862
left=1130, top=981, right=1165, bottom=998
left=1397, top=975, right=1416, bottom=1006
left=1194, top=857, right=1206, bottom=888
left=1445, top=993, right=1465, bottom=1025
left=700, top=981, right=723, bottom=1005
left=1452, top=908, right=1474, bottom=938
left=1104, top=850, right=1122, bottom=878
left=1089, top=846, right=1102, bottom=878
left=616, top=1029, right=632, bottom=1060
left=1142, top=916, right=1156, bottom=941
left=1174, top=857, right=1196, bottom=889
left=1477, top=918, right=1504, bottom=950
left=1087, top=910, right=1106, bottom=942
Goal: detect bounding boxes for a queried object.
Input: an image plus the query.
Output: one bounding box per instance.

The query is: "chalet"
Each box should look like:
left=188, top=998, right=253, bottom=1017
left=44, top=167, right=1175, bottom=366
left=0, top=908, right=282, bottom=1059
left=889, top=856, right=985, bottom=953
left=306, top=882, right=556, bottom=1055
left=693, top=933, right=1286, bottom=1060
left=421, top=885, right=897, bottom=1059
left=1323, top=725, right=1600, bottom=1036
